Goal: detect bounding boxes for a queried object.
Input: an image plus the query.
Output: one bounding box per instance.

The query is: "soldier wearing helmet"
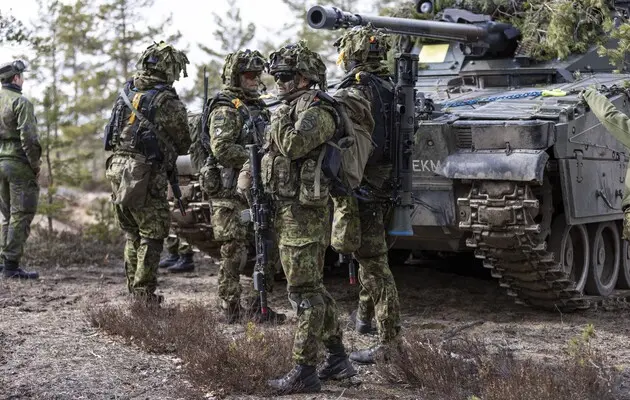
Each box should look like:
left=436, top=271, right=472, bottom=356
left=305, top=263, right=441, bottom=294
left=264, top=41, right=356, bottom=394
left=103, top=41, right=191, bottom=304
left=199, top=49, right=286, bottom=324
left=0, top=59, right=40, bottom=280
left=332, top=24, right=402, bottom=365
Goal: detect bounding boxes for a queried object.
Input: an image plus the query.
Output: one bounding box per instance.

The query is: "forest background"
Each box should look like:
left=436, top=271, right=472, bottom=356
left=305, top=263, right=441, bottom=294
left=0, top=0, right=399, bottom=233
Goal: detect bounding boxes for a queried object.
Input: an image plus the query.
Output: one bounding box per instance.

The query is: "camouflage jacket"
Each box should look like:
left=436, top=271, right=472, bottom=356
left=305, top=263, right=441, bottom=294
left=583, top=87, right=630, bottom=209
left=113, top=72, right=191, bottom=172
left=207, top=88, right=269, bottom=200
left=0, top=84, right=41, bottom=172
left=265, top=89, right=337, bottom=205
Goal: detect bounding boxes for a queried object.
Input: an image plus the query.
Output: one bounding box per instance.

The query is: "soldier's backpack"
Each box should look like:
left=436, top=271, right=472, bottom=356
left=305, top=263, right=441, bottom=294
left=315, top=90, right=375, bottom=197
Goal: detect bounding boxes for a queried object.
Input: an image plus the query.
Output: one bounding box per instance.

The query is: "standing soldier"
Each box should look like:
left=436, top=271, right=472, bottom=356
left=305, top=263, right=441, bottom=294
left=203, top=50, right=285, bottom=324
left=332, top=26, right=402, bottom=364
left=104, top=41, right=191, bottom=303
left=158, top=234, right=195, bottom=273
left=0, top=60, right=40, bottom=279
left=264, top=41, right=356, bottom=394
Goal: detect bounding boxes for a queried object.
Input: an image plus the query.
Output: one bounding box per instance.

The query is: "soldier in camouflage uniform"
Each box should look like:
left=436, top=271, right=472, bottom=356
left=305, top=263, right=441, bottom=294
left=0, top=60, right=40, bottom=279
left=264, top=41, right=356, bottom=394
left=158, top=233, right=195, bottom=273
left=202, top=50, right=285, bottom=324
left=332, top=26, right=402, bottom=364
left=104, top=41, right=191, bottom=303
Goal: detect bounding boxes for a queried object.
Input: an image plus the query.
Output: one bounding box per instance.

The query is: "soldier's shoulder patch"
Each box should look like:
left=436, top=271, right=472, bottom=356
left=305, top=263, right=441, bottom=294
left=212, top=113, right=226, bottom=127
left=296, top=110, right=317, bottom=133
left=232, top=98, right=243, bottom=108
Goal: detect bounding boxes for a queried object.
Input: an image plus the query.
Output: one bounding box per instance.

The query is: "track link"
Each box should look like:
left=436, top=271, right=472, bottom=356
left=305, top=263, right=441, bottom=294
left=457, top=180, right=621, bottom=312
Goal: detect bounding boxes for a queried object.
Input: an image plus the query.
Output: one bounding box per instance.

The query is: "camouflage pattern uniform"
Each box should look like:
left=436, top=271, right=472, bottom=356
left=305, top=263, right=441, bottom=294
left=104, top=42, right=191, bottom=301
left=203, top=50, right=284, bottom=323
left=265, top=42, right=356, bottom=395
left=333, top=26, right=401, bottom=364
left=583, top=88, right=630, bottom=238
left=0, top=60, right=40, bottom=279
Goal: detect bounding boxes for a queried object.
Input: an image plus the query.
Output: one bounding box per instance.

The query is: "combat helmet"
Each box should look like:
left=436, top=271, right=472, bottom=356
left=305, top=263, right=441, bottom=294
left=221, top=49, right=267, bottom=87
left=136, top=41, right=189, bottom=84
left=268, top=40, right=327, bottom=90
left=334, top=24, right=390, bottom=72
left=0, top=59, right=27, bottom=81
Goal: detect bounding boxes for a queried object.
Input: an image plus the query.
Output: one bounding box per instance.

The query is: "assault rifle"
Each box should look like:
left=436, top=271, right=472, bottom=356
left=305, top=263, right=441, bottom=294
left=243, top=143, right=270, bottom=317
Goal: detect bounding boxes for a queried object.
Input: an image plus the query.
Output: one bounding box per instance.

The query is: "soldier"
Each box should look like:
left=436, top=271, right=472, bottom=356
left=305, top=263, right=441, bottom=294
left=332, top=26, right=402, bottom=364
left=0, top=60, right=40, bottom=279
left=264, top=41, right=356, bottom=394
left=582, top=87, right=630, bottom=238
left=158, top=234, right=196, bottom=273
left=104, top=41, right=191, bottom=303
left=203, top=49, right=285, bottom=324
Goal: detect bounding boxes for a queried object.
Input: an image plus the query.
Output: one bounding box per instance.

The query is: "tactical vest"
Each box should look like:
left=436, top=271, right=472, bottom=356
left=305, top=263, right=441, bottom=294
left=339, top=72, right=395, bottom=166
left=199, top=91, right=269, bottom=195
left=104, top=80, right=177, bottom=162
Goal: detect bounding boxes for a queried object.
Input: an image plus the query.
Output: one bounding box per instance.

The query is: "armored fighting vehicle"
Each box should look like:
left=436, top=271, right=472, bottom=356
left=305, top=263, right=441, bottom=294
left=304, top=1, right=630, bottom=311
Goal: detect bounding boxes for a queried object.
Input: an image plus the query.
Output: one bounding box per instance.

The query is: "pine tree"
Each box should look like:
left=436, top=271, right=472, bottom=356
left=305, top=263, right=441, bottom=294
left=0, top=9, right=28, bottom=44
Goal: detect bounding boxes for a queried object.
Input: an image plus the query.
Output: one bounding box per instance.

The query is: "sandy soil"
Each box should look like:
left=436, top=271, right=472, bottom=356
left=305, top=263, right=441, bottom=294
left=2, top=248, right=630, bottom=400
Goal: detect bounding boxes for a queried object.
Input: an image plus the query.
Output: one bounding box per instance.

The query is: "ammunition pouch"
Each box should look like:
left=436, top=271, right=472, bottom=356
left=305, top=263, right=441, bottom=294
left=287, top=292, right=325, bottom=315
left=220, top=166, right=237, bottom=189
left=298, top=156, right=330, bottom=207
left=199, top=158, right=221, bottom=197
left=261, top=153, right=298, bottom=199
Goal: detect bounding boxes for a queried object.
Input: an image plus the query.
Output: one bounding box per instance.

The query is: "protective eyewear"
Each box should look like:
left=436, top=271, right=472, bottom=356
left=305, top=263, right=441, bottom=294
left=274, top=72, right=295, bottom=83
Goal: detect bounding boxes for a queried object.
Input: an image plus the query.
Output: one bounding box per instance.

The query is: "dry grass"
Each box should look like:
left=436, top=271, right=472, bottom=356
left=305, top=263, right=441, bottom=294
left=87, top=301, right=293, bottom=396
left=23, top=226, right=124, bottom=268
left=378, top=326, right=622, bottom=400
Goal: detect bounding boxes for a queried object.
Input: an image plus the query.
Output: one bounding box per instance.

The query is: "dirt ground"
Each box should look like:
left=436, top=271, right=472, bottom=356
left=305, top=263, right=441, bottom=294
left=2, top=246, right=630, bottom=399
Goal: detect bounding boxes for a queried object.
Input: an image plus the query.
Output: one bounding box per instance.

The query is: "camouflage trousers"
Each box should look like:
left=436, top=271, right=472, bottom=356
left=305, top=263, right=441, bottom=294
left=106, top=155, right=170, bottom=295
left=212, top=198, right=276, bottom=309
left=0, top=160, right=39, bottom=264
left=165, top=234, right=194, bottom=256
left=354, top=201, right=401, bottom=344
left=276, top=203, right=343, bottom=366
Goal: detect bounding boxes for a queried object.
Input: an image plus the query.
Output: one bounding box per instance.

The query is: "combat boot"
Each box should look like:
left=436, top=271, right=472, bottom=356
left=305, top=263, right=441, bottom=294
left=158, top=253, right=179, bottom=269
left=268, top=364, right=321, bottom=394
left=132, top=292, right=164, bottom=306
left=3, top=261, right=38, bottom=280
left=318, top=342, right=357, bottom=381
left=349, top=344, right=387, bottom=365
left=166, top=253, right=195, bottom=273
left=350, top=308, right=376, bottom=335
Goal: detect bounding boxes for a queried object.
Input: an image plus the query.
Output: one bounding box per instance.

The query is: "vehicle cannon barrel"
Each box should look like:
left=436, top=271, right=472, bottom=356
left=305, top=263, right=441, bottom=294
left=306, top=5, right=520, bottom=54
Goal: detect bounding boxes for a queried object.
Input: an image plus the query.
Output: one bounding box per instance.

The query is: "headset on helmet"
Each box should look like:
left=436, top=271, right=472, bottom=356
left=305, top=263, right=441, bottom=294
left=221, top=49, right=267, bottom=87
left=268, top=40, right=327, bottom=90
left=333, top=24, right=390, bottom=71
left=136, top=41, right=189, bottom=83
left=0, top=59, right=27, bottom=80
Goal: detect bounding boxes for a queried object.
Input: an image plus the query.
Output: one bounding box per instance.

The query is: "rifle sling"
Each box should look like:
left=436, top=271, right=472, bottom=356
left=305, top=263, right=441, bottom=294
left=119, top=88, right=178, bottom=158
